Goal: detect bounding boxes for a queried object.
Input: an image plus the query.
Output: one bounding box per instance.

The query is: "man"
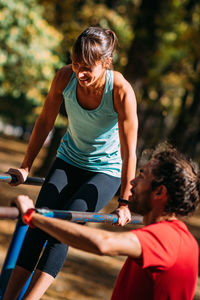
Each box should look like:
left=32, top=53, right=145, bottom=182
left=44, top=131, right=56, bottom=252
left=6, top=143, right=200, bottom=300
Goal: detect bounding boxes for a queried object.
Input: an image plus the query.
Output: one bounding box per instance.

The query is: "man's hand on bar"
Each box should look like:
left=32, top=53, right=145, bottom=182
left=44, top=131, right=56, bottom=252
left=11, top=195, right=34, bottom=216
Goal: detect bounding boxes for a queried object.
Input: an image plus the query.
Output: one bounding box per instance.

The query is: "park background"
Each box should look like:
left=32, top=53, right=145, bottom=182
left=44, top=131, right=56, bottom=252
left=0, top=0, right=199, bottom=299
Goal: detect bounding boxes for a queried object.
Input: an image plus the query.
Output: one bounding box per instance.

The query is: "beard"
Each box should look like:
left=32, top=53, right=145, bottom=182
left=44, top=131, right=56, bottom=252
left=129, top=193, right=152, bottom=216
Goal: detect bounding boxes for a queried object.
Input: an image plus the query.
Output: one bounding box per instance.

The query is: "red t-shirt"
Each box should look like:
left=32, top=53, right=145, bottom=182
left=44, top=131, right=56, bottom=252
left=111, top=220, right=199, bottom=300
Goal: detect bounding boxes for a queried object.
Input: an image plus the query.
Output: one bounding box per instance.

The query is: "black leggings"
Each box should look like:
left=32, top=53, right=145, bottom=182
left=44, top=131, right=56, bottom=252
left=17, top=158, right=121, bottom=277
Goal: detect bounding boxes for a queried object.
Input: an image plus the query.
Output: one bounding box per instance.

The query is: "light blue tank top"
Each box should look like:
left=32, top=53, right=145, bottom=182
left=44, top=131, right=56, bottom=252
left=57, top=69, right=122, bottom=177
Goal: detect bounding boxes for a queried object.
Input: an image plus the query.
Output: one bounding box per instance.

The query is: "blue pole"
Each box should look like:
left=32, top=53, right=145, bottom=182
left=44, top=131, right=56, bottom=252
left=0, top=220, right=46, bottom=300
left=0, top=220, right=28, bottom=298
left=0, top=175, right=44, bottom=299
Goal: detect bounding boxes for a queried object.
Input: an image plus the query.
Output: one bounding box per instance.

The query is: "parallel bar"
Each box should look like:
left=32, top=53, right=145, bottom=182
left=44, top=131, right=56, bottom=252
left=0, top=207, right=143, bottom=224
left=0, top=207, right=142, bottom=298
left=0, top=207, right=19, bottom=219
left=0, top=174, right=44, bottom=186
left=23, top=176, right=45, bottom=186
left=38, top=208, right=143, bottom=224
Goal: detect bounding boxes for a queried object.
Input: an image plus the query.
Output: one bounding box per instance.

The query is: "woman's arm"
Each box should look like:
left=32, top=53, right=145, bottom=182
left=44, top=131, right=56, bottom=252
left=8, top=66, right=73, bottom=185
left=113, top=72, right=138, bottom=224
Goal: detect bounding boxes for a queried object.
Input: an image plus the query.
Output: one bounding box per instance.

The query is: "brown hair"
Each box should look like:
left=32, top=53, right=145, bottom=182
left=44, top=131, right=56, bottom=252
left=72, top=26, right=117, bottom=66
left=150, top=142, right=200, bottom=216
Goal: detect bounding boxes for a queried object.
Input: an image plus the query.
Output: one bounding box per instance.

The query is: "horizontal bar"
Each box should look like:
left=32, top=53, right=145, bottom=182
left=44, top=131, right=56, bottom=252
left=37, top=208, right=143, bottom=224
left=0, top=174, right=44, bottom=186
left=0, top=207, right=19, bottom=219
left=0, top=207, right=143, bottom=224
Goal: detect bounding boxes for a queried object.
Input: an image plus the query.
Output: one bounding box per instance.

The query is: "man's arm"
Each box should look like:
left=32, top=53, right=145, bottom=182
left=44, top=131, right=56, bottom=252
left=31, top=213, right=142, bottom=258
left=14, top=195, right=142, bottom=259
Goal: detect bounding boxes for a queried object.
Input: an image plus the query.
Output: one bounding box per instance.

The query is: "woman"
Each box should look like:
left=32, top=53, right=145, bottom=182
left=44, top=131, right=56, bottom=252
left=4, top=26, right=138, bottom=300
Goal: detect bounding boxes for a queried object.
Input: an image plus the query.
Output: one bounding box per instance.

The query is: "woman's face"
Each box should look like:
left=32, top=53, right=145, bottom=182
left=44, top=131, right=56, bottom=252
left=71, top=59, right=107, bottom=88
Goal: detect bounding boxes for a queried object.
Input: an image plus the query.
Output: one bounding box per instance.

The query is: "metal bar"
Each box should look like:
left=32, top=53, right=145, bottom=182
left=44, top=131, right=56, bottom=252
left=23, top=176, right=45, bottom=186
left=0, top=207, right=142, bottom=298
left=0, top=174, right=44, bottom=186
left=38, top=208, right=143, bottom=224
left=0, top=207, right=143, bottom=224
left=0, top=207, right=19, bottom=219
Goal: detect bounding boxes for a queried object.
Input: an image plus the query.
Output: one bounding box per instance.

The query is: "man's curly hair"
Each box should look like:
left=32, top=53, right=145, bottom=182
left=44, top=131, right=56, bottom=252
left=149, top=142, right=200, bottom=216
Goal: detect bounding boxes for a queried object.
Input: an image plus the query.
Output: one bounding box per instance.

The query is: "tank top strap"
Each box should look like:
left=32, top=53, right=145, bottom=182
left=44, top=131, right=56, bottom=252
left=102, top=69, right=115, bottom=113
left=105, top=69, right=113, bottom=92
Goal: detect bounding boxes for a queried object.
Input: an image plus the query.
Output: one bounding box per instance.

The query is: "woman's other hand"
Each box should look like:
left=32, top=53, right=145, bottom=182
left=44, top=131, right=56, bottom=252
left=7, top=168, right=29, bottom=186
left=112, top=205, right=131, bottom=226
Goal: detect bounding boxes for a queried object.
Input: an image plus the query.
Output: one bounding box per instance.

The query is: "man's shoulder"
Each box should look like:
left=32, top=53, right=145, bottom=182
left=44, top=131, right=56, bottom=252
left=134, top=220, right=196, bottom=245
left=140, top=219, right=185, bottom=230
left=134, top=220, right=183, bottom=239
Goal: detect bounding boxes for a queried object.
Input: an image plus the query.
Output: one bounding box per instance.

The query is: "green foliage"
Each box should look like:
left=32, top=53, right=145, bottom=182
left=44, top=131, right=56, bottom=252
left=38, top=0, right=133, bottom=70
left=151, top=0, right=200, bottom=118
left=124, top=0, right=200, bottom=158
left=0, top=0, right=63, bottom=124
left=79, top=2, right=133, bottom=68
left=1, top=0, right=200, bottom=161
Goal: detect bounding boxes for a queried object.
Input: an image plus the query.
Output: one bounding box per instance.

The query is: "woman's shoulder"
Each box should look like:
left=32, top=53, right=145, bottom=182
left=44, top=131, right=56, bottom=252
left=56, top=64, right=73, bottom=81
left=112, top=70, right=137, bottom=114
left=53, top=64, right=74, bottom=93
left=113, top=70, right=133, bottom=93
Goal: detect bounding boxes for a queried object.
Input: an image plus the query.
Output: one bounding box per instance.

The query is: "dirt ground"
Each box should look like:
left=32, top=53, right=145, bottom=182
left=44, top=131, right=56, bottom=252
left=0, top=135, right=199, bottom=300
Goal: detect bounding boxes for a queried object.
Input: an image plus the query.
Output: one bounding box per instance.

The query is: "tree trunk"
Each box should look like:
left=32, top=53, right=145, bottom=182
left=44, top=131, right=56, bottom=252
left=124, top=0, right=164, bottom=83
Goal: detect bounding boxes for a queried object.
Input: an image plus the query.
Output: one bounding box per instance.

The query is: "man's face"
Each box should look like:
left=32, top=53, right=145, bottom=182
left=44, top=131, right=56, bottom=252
left=128, top=160, right=156, bottom=215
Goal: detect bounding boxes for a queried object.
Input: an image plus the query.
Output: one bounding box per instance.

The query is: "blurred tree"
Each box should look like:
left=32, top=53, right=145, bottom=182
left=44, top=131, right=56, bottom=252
left=166, top=0, right=200, bottom=157
left=124, top=0, right=163, bottom=82
left=6, top=0, right=199, bottom=175
left=144, top=0, right=200, bottom=159
left=38, top=0, right=133, bottom=70
left=121, top=0, right=200, bottom=162
left=0, top=0, right=63, bottom=128
left=121, top=0, right=172, bottom=154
